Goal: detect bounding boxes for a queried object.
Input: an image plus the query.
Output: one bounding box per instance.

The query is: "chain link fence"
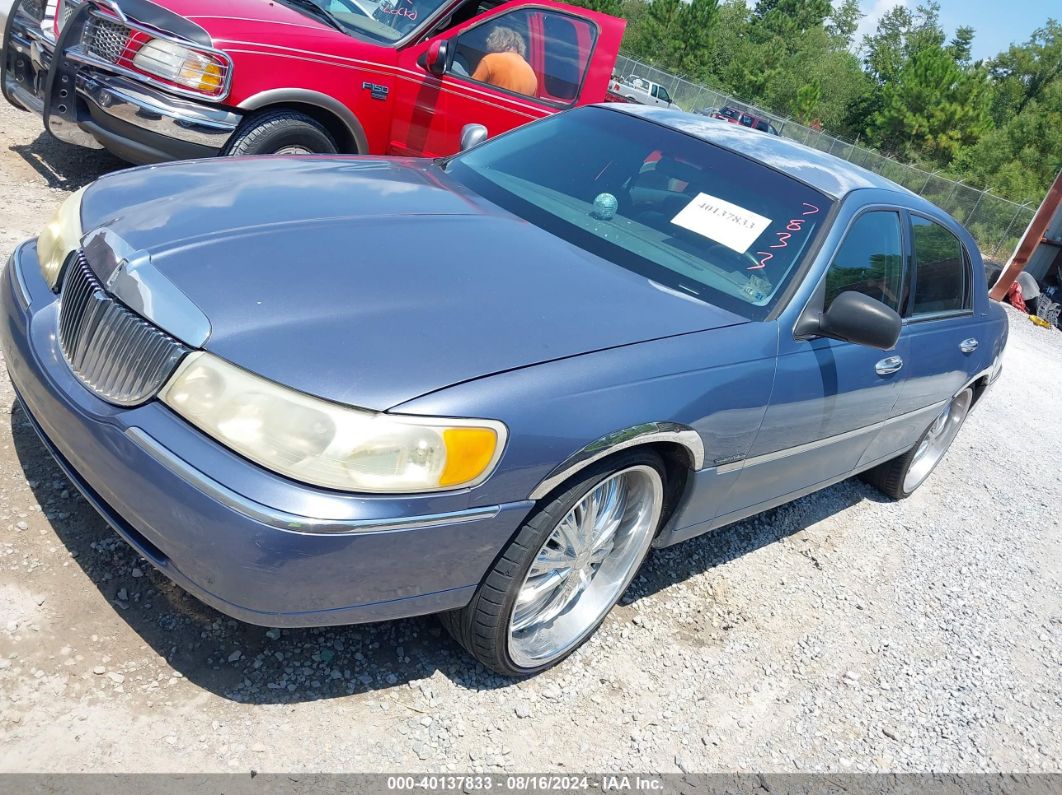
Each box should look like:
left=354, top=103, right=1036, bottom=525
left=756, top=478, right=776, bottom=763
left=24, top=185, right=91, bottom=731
left=613, top=54, right=1034, bottom=262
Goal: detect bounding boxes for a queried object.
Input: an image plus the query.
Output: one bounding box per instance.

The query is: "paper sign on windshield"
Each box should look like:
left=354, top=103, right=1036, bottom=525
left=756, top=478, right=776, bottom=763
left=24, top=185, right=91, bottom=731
left=671, top=193, right=771, bottom=253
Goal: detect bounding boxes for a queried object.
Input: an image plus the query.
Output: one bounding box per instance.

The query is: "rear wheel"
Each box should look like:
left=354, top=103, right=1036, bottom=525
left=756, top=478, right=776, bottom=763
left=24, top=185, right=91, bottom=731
left=441, top=450, right=665, bottom=676
left=224, top=110, right=338, bottom=156
left=862, top=388, right=973, bottom=499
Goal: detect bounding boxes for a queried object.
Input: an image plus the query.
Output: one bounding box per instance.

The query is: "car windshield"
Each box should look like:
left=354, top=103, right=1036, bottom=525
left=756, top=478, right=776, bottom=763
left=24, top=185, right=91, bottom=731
left=444, top=107, right=833, bottom=320
left=276, top=0, right=448, bottom=42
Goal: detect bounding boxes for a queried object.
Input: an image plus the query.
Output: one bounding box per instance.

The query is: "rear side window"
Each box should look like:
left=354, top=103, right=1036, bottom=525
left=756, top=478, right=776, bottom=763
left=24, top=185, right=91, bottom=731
left=910, top=216, right=969, bottom=315
left=824, top=211, right=905, bottom=312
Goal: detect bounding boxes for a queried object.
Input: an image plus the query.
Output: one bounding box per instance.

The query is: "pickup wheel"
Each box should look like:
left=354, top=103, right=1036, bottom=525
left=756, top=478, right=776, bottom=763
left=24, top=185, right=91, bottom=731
left=224, top=110, right=338, bottom=156
left=440, top=450, right=666, bottom=676
left=861, top=388, right=973, bottom=499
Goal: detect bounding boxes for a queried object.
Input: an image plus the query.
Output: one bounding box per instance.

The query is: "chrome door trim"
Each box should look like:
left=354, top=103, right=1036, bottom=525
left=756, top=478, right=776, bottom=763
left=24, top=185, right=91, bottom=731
left=126, top=428, right=503, bottom=535
left=875, top=355, right=904, bottom=375
left=715, top=400, right=948, bottom=475
left=528, top=421, right=705, bottom=500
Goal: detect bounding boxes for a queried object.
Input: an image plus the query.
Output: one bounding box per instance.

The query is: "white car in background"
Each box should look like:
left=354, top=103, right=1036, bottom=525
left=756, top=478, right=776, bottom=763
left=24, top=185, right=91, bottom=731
left=609, top=75, right=674, bottom=107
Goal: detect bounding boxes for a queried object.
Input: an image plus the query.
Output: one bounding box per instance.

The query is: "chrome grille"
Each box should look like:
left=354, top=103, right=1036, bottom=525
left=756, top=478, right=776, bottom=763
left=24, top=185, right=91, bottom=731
left=19, top=0, right=46, bottom=22
left=58, top=254, right=189, bottom=406
left=83, top=16, right=129, bottom=63
left=57, top=0, right=83, bottom=32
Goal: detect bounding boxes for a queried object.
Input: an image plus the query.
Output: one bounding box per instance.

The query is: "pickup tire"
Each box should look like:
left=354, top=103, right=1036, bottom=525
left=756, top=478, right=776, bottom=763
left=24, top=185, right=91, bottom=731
left=225, top=110, right=338, bottom=156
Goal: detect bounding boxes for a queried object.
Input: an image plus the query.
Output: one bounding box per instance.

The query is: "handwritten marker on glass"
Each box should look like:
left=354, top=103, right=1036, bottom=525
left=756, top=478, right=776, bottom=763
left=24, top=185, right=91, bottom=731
left=591, top=192, right=618, bottom=221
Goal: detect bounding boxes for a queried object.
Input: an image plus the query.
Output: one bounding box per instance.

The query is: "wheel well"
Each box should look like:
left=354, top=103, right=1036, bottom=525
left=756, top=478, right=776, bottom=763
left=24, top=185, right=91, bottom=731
left=531, top=440, right=694, bottom=531
left=255, top=103, right=359, bottom=153
left=969, top=374, right=991, bottom=406
left=644, top=442, right=694, bottom=530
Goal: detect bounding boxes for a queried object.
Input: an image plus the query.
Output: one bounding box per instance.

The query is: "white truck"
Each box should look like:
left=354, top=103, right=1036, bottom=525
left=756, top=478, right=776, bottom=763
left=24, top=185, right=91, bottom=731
left=609, top=75, right=674, bottom=107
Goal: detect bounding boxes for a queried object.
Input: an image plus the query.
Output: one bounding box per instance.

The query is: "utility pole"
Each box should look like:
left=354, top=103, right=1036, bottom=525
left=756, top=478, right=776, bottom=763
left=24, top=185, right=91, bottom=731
left=989, top=169, right=1062, bottom=302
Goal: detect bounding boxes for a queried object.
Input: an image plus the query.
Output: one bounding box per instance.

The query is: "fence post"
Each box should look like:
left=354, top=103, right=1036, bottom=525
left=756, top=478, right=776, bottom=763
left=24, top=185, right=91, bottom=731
left=920, top=171, right=936, bottom=194
left=993, top=202, right=1030, bottom=261
left=964, top=187, right=989, bottom=226
left=944, top=179, right=963, bottom=209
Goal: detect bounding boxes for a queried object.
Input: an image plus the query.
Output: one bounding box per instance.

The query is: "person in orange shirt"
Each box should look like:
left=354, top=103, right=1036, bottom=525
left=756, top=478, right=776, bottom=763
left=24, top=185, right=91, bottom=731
left=471, top=27, right=538, bottom=97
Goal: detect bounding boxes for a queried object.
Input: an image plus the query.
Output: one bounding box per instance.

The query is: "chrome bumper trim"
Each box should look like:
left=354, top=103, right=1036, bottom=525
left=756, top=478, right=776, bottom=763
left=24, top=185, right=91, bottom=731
left=76, top=71, right=240, bottom=149
left=126, top=427, right=502, bottom=536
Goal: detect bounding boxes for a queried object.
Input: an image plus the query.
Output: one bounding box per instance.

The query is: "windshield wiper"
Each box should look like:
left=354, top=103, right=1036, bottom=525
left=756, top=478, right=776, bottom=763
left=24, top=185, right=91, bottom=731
left=276, top=0, right=344, bottom=31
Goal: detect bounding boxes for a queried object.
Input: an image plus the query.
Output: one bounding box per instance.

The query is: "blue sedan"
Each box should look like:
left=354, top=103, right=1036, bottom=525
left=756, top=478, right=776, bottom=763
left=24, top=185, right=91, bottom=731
left=0, top=105, right=1007, bottom=675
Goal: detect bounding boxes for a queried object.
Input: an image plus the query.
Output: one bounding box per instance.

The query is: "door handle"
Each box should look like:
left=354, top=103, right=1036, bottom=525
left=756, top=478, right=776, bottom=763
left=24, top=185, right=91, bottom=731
left=875, top=355, right=904, bottom=376
left=960, top=338, right=979, bottom=353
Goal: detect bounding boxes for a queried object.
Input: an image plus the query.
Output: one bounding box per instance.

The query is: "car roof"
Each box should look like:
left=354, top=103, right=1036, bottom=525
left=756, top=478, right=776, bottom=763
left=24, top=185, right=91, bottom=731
left=602, top=104, right=913, bottom=200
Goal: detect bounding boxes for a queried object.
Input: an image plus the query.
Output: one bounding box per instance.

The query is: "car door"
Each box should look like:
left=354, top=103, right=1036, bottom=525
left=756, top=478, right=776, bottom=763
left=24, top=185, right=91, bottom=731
left=716, top=209, right=912, bottom=519
left=882, top=212, right=986, bottom=452
left=391, top=3, right=622, bottom=156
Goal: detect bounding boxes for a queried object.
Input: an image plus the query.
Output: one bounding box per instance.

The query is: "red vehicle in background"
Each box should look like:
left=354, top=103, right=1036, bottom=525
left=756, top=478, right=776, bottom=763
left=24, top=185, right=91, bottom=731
left=1, top=0, right=625, bottom=161
left=703, top=105, right=780, bottom=136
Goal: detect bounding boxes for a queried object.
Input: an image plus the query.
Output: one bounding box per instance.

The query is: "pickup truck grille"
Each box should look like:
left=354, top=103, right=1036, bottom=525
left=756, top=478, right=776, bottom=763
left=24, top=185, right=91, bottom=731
left=83, top=15, right=130, bottom=64
left=58, top=253, right=189, bottom=406
left=20, top=0, right=46, bottom=21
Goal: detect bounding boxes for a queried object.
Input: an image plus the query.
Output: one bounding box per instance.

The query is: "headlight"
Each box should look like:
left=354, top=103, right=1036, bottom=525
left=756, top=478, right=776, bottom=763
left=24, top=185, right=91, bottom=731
left=132, top=39, right=227, bottom=95
left=159, top=352, right=506, bottom=493
left=37, top=187, right=86, bottom=290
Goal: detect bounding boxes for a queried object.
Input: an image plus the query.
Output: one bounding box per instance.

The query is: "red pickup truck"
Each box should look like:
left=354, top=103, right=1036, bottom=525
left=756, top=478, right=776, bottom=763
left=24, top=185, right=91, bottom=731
left=1, top=0, right=625, bottom=161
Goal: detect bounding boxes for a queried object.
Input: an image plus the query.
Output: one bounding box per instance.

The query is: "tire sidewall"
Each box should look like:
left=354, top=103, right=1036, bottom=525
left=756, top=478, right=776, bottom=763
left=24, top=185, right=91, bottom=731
left=226, top=113, right=338, bottom=156
left=497, top=449, right=666, bottom=675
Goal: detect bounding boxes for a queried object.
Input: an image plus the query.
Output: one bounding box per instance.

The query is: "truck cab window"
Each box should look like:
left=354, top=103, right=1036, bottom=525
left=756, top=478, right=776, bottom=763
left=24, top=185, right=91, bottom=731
left=448, top=9, right=596, bottom=104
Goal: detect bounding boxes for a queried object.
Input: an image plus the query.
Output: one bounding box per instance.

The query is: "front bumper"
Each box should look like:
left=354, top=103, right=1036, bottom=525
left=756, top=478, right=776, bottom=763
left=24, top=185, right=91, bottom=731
left=1, top=243, right=533, bottom=626
left=2, top=6, right=240, bottom=163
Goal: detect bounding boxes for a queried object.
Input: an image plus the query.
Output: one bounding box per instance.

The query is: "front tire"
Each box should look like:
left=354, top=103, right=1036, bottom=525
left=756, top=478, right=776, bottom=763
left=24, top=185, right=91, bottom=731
left=862, top=388, right=974, bottom=499
left=224, top=110, right=338, bottom=156
left=441, top=450, right=666, bottom=676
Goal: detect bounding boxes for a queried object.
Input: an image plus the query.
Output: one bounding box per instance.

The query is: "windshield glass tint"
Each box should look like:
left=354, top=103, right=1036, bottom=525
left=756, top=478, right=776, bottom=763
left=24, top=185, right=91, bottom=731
left=282, top=0, right=447, bottom=42
left=446, top=108, right=833, bottom=319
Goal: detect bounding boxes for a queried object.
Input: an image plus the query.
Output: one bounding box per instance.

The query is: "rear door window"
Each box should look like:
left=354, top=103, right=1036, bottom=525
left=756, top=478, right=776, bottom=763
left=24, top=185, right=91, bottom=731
left=910, top=216, right=970, bottom=316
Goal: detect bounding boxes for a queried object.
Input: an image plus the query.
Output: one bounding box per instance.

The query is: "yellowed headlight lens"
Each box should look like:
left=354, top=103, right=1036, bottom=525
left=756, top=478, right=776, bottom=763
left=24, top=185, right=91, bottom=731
left=37, top=187, right=86, bottom=289
left=159, top=352, right=505, bottom=493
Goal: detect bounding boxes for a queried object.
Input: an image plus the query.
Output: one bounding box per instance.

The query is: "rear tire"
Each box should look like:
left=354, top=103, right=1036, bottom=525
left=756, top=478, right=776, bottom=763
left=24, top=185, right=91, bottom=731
left=441, top=450, right=666, bottom=676
left=861, top=388, right=973, bottom=499
left=224, top=110, right=338, bottom=156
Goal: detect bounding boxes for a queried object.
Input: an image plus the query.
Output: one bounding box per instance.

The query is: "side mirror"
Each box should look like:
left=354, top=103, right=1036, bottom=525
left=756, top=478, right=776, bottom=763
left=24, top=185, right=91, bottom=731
left=805, top=291, right=902, bottom=350
left=459, top=123, right=488, bottom=151
left=418, top=39, right=449, bottom=77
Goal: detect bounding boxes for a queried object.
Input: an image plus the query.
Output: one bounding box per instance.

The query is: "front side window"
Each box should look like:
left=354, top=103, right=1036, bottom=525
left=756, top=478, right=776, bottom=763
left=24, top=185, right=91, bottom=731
left=656, top=85, right=671, bottom=103
left=448, top=9, right=596, bottom=103
left=910, top=216, right=969, bottom=315
left=445, top=107, right=834, bottom=320
left=823, top=211, right=905, bottom=313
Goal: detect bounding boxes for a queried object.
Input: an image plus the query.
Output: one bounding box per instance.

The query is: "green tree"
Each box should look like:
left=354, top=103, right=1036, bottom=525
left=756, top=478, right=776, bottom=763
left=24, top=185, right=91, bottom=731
left=870, top=44, right=991, bottom=162
left=794, top=80, right=821, bottom=123
left=827, top=0, right=862, bottom=49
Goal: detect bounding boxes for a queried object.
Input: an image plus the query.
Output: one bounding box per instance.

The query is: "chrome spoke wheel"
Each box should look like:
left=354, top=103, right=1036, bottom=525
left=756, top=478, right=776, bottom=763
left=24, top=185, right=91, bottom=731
left=507, top=465, right=663, bottom=668
left=903, top=390, right=973, bottom=493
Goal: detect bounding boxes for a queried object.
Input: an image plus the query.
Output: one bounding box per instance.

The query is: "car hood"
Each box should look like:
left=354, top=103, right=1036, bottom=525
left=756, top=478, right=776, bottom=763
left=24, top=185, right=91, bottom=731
left=126, top=0, right=360, bottom=49
left=79, top=157, right=748, bottom=410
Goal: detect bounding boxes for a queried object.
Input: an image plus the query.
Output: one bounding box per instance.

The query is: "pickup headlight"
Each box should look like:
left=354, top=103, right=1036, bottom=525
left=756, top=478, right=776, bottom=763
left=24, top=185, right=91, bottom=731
left=132, top=39, right=228, bottom=95
left=37, top=187, right=86, bottom=290
left=159, top=352, right=506, bottom=493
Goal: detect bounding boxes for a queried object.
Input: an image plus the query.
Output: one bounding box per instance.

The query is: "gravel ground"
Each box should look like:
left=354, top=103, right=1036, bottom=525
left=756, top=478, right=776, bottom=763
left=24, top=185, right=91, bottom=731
left=0, top=101, right=1060, bottom=774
